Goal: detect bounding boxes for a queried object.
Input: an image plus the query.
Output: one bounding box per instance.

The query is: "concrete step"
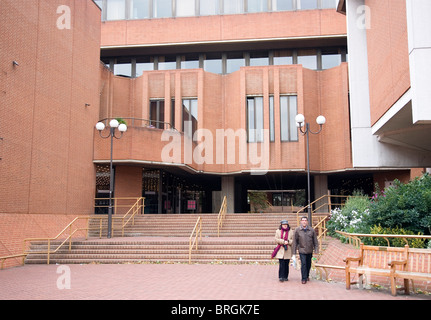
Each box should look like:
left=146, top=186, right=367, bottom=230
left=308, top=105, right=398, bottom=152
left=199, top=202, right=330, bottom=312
left=25, top=237, right=277, bottom=265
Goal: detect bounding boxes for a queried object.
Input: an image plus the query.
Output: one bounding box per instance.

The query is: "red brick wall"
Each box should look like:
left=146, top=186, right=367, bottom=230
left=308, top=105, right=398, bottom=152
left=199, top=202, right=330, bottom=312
left=0, top=0, right=101, bottom=265
left=0, top=214, right=89, bottom=269
left=101, top=9, right=346, bottom=47
left=94, top=64, right=352, bottom=174
left=1, top=0, right=101, bottom=215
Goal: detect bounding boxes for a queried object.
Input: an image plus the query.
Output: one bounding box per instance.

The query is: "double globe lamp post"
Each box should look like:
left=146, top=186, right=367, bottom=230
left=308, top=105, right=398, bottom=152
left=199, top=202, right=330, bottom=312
left=95, top=119, right=128, bottom=238
left=295, top=113, right=326, bottom=223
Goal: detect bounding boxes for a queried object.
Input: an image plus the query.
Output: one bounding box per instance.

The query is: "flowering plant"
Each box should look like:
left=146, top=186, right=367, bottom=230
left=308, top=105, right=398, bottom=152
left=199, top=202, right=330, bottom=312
left=327, top=191, right=371, bottom=236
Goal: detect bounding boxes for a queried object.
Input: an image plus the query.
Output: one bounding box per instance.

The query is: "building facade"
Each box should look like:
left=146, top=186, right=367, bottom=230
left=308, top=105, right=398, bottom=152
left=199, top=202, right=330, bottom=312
left=93, top=0, right=430, bottom=215
left=1, top=0, right=430, bottom=221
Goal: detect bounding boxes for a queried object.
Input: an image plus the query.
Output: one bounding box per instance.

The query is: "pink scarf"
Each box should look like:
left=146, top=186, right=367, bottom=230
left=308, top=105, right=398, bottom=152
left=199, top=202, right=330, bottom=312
left=271, top=227, right=289, bottom=259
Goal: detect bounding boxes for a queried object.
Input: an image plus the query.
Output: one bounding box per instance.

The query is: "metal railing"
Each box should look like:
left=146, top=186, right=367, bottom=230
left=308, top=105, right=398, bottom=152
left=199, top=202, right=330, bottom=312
left=295, top=194, right=354, bottom=226
left=314, top=215, right=328, bottom=253
left=22, top=216, right=89, bottom=265
left=217, top=196, right=227, bottom=237
left=335, top=231, right=431, bottom=248
left=189, top=216, right=202, bottom=264
left=97, top=118, right=175, bottom=131
left=0, top=197, right=145, bottom=269
left=92, top=197, right=145, bottom=237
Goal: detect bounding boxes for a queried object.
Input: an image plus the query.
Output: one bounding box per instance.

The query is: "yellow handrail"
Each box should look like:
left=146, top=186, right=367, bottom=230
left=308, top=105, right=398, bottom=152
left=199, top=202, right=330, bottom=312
left=22, top=216, right=88, bottom=265
left=217, top=196, right=227, bottom=237
left=1, top=254, right=27, bottom=270
left=296, top=194, right=350, bottom=226
left=335, top=231, right=431, bottom=248
left=90, top=197, right=145, bottom=237
left=314, top=215, right=328, bottom=252
left=0, top=197, right=145, bottom=269
left=189, top=216, right=202, bottom=264
left=120, top=197, right=145, bottom=236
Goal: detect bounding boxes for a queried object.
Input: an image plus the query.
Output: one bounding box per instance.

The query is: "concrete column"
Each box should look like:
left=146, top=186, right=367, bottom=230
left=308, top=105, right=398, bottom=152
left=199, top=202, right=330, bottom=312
left=221, top=176, right=235, bottom=213
left=314, top=175, right=328, bottom=213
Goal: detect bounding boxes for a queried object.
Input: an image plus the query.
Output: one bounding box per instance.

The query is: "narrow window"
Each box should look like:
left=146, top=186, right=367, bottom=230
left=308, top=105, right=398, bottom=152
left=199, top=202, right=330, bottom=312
left=247, top=97, right=264, bottom=143
left=182, top=99, right=198, bottom=137
left=150, top=100, right=165, bottom=129
left=280, top=96, right=298, bottom=142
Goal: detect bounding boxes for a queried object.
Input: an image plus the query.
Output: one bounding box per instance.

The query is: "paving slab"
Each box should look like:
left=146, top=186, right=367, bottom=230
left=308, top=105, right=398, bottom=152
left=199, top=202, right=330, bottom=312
left=0, top=263, right=429, bottom=301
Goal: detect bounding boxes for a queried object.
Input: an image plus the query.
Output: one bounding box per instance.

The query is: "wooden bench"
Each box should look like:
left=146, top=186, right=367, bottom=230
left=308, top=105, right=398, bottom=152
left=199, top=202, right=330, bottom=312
left=344, top=244, right=409, bottom=294
left=389, top=247, right=431, bottom=296
left=344, top=244, right=431, bottom=296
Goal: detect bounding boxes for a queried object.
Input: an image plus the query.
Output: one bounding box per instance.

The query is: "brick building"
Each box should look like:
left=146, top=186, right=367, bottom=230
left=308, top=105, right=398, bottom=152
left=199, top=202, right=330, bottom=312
left=1, top=0, right=430, bottom=259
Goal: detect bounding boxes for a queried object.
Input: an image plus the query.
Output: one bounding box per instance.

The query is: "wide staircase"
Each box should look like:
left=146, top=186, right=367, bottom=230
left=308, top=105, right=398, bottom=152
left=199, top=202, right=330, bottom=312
left=25, top=213, right=299, bottom=265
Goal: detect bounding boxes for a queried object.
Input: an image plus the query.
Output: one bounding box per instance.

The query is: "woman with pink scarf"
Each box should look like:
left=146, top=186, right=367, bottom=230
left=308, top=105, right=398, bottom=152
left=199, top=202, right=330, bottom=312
left=272, top=220, right=294, bottom=282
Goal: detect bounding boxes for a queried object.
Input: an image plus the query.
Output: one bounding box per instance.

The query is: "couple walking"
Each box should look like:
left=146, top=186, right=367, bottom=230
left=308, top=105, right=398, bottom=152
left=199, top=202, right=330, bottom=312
left=272, top=216, right=319, bottom=284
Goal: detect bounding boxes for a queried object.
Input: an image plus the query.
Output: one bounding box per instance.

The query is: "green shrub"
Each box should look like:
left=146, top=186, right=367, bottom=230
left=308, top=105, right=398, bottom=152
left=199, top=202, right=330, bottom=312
left=365, top=225, right=427, bottom=248
left=368, top=173, right=431, bottom=235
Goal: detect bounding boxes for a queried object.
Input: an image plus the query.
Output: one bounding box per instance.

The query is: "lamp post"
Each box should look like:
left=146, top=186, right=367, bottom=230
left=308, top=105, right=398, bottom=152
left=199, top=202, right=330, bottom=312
left=95, top=119, right=128, bottom=238
left=295, top=114, right=326, bottom=223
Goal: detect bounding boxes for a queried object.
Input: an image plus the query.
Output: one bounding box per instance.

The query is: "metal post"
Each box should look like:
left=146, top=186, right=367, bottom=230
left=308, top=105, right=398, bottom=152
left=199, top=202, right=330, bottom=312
left=108, top=127, right=114, bottom=238
left=296, top=115, right=325, bottom=226
left=306, top=122, right=311, bottom=223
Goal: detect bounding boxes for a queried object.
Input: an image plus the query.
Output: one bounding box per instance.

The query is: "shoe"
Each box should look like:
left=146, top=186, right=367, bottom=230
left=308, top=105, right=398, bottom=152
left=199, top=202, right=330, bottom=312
left=284, top=278, right=288, bottom=281
left=279, top=278, right=284, bottom=282
left=307, top=278, right=310, bottom=281
left=301, top=280, right=307, bottom=284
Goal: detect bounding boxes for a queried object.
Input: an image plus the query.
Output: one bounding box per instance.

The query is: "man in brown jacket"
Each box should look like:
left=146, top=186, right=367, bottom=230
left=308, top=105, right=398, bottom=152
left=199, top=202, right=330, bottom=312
left=293, top=216, right=319, bottom=284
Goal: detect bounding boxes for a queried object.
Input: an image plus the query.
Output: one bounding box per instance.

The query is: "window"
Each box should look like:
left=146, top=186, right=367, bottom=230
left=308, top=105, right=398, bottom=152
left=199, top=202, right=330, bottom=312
left=106, top=0, right=126, bottom=20
left=130, top=0, right=150, bottom=19
left=150, top=100, right=165, bottom=129
left=204, top=53, right=223, bottom=74
left=158, top=55, right=177, bottom=70
left=200, top=0, right=219, bottom=15
left=223, top=0, right=244, bottom=14
left=280, top=96, right=298, bottom=142
left=247, top=0, right=268, bottom=13
left=226, top=52, right=245, bottom=73
left=249, top=52, right=269, bottom=66
left=321, top=0, right=337, bottom=9
left=321, top=48, right=342, bottom=70
left=181, top=53, right=200, bottom=69
left=274, top=50, right=293, bottom=65
left=114, top=58, right=132, bottom=77
left=269, top=96, right=275, bottom=142
left=247, top=97, right=264, bottom=143
left=299, top=0, right=318, bottom=10
left=182, top=99, right=198, bottom=137
left=153, top=0, right=172, bottom=18
left=272, top=0, right=294, bottom=11
left=297, top=49, right=317, bottom=70
left=136, top=56, right=155, bottom=76
left=177, top=0, right=196, bottom=17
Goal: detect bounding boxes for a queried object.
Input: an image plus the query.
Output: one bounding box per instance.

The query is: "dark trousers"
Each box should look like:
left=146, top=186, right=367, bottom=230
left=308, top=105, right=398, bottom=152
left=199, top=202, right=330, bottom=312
left=278, top=259, right=290, bottom=280
left=299, top=253, right=312, bottom=281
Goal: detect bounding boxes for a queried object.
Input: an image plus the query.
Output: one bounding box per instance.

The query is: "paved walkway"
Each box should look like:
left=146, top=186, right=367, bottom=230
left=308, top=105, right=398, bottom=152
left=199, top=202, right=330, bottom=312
left=0, top=263, right=429, bottom=301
